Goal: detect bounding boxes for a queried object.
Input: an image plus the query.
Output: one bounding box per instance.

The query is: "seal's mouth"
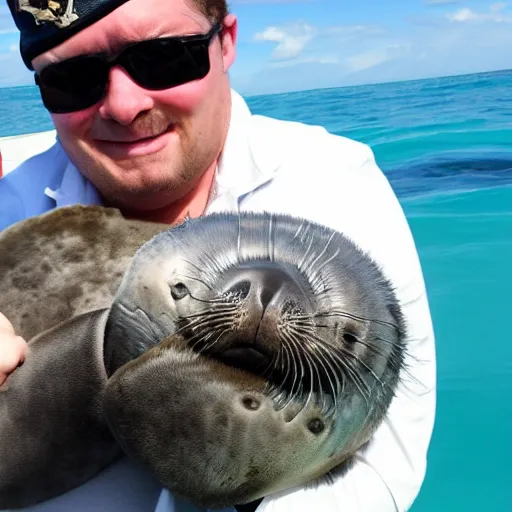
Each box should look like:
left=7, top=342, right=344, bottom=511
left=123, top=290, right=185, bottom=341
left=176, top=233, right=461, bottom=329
left=209, top=344, right=272, bottom=376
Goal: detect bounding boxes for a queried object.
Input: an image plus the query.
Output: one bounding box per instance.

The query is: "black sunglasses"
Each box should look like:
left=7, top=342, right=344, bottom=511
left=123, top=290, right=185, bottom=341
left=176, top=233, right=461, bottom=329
left=34, top=23, right=222, bottom=114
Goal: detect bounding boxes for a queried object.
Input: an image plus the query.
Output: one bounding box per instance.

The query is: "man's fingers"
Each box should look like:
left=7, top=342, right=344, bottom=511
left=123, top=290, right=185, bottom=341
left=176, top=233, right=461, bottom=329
left=15, top=335, right=28, bottom=364
left=0, top=313, right=26, bottom=387
left=0, top=335, right=28, bottom=379
left=0, top=312, right=15, bottom=334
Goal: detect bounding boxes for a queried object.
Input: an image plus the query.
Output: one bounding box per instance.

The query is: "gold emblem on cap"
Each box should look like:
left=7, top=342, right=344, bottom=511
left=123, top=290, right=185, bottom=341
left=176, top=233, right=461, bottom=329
left=17, top=0, right=79, bottom=28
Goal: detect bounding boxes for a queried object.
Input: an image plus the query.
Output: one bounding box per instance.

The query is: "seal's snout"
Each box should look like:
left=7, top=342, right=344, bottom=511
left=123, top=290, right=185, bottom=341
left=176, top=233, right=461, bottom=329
left=212, top=260, right=313, bottom=368
left=222, top=260, right=313, bottom=316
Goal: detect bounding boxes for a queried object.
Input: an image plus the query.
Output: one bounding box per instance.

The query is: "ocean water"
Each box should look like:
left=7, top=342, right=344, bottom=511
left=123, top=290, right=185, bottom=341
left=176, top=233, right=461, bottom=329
left=1, top=70, right=511, bottom=511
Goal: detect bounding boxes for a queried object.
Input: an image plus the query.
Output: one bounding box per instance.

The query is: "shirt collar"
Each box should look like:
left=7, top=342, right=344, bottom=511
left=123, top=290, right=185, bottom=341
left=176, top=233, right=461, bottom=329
left=214, top=89, right=278, bottom=202
left=43, top=144, right=103, bottom=207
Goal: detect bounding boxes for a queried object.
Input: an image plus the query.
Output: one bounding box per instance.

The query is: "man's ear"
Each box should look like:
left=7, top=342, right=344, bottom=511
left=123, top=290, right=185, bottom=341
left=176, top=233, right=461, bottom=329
left=219, top=14, right=237, bottom=72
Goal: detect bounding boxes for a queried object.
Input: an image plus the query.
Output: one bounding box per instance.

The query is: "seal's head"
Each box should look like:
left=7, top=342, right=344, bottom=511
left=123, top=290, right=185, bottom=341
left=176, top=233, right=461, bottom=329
left=103, top=211, right=407, bottom=508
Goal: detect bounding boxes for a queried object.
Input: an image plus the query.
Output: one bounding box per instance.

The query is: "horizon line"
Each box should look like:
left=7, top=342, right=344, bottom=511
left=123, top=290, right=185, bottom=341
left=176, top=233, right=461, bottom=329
left=1, top=67, right=510, bottom=98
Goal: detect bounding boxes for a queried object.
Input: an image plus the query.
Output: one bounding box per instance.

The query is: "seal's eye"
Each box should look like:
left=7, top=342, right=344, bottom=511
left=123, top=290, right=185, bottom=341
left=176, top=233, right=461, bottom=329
left=308, top=418, right=325, bottom=435
left=170, top=283, right=189, bottom=300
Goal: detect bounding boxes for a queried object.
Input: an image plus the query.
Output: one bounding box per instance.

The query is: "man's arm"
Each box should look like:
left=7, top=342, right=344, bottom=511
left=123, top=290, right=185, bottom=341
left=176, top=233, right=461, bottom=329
left=257, top=146, right=437, bottom=511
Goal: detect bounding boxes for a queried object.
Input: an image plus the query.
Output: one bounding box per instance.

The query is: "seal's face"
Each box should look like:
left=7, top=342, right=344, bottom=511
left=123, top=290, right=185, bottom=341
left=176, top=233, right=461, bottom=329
left=104, top=212, right=407, bottom=508
left=31, top=0, right=237, bottom=214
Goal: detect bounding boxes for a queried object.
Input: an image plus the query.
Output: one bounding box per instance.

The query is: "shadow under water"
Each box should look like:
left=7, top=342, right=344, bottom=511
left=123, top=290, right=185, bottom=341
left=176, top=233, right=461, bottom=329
left=384, top=152, right=512, bottom=198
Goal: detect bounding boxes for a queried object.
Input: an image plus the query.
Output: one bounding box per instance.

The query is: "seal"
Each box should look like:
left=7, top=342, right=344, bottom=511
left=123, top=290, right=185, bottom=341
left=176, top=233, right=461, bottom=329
left=0, top=206, right=408, bottom=510
left=0, top=205, right=167, bottom=341
left=102, top=211, right=408, bottom=509
left=0, top=205, right=168, bottom=508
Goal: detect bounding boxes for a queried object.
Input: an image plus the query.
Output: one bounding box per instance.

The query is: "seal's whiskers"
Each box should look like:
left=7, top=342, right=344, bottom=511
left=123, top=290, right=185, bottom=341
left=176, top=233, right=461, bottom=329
left=291, top=330, right=338, bottom=417
left=297, top=229, right=316, bottom=272
left=315, top=310, right=398, bottom=332
left=181, top=260, right=217, bottom=289
left=272, top=336, right=300, bottom=411
left=179, top=272, right=214, bottom=291
left=290, top=325, right=372, bottom=404
left=194, top=330, right=227, bottom=353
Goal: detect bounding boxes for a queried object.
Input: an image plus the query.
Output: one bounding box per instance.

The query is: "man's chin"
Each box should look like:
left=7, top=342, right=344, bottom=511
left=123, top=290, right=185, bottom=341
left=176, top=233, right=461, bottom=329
left=100, top=180, right=189, bottom=213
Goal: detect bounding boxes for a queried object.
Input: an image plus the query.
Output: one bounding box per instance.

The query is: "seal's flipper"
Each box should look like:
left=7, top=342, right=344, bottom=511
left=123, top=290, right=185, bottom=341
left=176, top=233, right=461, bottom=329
left=0, top=205, right=168, bottom=508
left=0, top=308, right=122, bottom=509
left=0, top=205, right=168, bottom=341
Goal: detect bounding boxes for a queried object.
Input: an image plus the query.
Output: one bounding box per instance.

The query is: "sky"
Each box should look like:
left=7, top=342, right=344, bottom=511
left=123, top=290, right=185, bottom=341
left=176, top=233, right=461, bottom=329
left=1, top=0, right=512, bottom=95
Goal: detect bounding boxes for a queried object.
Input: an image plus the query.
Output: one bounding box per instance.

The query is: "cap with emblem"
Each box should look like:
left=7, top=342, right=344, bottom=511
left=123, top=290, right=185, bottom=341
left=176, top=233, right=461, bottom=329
left=7, top=0, right=132, bottom=69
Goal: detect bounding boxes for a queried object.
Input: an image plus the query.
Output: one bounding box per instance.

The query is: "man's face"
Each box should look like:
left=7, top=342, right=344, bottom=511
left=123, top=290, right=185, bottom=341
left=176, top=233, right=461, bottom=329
left=32, top=0, right=237, bottom=212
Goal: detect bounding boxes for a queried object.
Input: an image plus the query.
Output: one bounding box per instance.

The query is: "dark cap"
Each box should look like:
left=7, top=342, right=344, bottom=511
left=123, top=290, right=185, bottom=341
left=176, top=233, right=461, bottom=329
left=7, top=0, right=132, bottom=69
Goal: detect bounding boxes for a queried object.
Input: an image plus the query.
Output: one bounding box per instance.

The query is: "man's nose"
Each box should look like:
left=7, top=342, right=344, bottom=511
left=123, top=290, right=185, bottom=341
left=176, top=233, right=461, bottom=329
left=97, top=66, right=155, bottom=125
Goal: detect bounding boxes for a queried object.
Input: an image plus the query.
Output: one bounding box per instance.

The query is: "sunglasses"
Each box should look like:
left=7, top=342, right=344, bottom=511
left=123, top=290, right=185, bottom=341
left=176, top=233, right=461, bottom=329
left=34, top=23, right=222, bottom=114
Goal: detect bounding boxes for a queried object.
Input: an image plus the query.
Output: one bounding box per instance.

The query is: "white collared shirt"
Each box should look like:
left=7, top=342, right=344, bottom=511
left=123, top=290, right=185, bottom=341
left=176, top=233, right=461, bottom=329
left=0, top=90, right=436, bottom=512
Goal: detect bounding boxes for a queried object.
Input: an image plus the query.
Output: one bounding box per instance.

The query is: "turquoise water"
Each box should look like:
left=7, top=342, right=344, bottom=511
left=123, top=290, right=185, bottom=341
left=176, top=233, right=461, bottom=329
left=1, top=70, right=511, bottom=511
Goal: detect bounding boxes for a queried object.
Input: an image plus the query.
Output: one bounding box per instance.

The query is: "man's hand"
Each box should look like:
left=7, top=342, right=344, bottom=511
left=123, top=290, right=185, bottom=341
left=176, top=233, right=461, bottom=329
left=0, top=312, right=27, bottom=386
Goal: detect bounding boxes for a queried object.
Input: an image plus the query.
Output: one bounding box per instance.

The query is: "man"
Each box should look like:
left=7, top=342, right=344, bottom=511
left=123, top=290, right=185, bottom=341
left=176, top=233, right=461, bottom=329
left=0, top=0, right=437, bottom=511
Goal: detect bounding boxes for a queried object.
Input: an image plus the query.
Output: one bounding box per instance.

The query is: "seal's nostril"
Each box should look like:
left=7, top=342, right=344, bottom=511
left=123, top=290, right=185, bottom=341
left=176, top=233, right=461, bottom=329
left=227, top=278, right=278, bottom=311
left=221, top=261, right=313, bottom=315
left=343, top=332, right=358, bottom=344
left=226, top=280, right=251, bottom=300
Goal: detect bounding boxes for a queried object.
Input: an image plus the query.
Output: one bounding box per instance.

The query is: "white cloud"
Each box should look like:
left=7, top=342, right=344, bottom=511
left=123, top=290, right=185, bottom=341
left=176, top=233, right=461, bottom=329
left=346, top=44, right=410, bottom=73
left=448, top=8, right=478, bottom=21
left=254, top=22, right=315, bottom=60
left=265, top=54, right=339, bottom=69
left=323, top=24, right=386, bottom=37
left=447, top=2, right=512, bottom=22
left=252, top=21, right=387, bottom=65
left=346, top=50, right=389, bottom=73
